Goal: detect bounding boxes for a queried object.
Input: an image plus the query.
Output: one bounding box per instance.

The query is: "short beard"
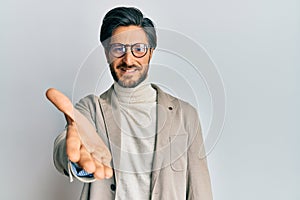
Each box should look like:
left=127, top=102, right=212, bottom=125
left=109, top=64, right=148, bottom=88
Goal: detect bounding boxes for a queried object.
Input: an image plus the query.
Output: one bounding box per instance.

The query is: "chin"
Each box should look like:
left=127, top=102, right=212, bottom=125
left=118, top=74, right=147, bottom=88
left=117, top=80, right=140, bottom=88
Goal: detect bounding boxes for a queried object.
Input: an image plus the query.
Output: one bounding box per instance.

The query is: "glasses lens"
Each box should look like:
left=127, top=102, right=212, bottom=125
left=109, top=43, right=149, bottom=58
left=132, top=43, right=148, bottom=58
left=110, top=44, right=125, bottom=58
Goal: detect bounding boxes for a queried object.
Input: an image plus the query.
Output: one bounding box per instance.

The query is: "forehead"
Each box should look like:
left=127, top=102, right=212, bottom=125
left=110, top=25, right=148, bottom=44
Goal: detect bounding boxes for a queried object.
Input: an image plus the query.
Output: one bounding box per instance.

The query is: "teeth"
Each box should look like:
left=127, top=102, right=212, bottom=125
left=121, top=68, right=136, bottom=73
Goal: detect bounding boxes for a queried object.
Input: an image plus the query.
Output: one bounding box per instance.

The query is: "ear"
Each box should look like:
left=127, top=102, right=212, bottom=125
left=149, top=48, right=154, bottom=60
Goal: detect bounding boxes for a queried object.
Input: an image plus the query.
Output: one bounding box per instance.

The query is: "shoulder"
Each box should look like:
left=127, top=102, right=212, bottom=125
left=74, top=86, right=113, bottom=115
left=76, top=86, right=113, bottom=108
left=153, top=83, right=198, bottom=116
left=154, top=84, right=201, bottom=135
left=75, top=94, right=99, bottom=110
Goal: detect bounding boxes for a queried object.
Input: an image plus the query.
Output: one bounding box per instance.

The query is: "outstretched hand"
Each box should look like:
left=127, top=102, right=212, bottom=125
left=66, top=121, right=113, bottom=179
left=46, top=88, right=113, bottom=180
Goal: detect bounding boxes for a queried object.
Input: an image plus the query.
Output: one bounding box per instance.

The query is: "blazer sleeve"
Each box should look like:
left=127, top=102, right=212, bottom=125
left=53, top=129, right=69, bottom=177
left=186, top=107, right=213, bottom=200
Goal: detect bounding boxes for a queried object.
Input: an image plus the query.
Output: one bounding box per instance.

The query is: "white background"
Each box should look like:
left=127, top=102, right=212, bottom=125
left=1, top=0, right=299, bottom=199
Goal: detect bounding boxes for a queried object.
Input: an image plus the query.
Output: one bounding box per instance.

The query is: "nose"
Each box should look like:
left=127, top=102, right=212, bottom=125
left=122, top=50, right=135, bottom=66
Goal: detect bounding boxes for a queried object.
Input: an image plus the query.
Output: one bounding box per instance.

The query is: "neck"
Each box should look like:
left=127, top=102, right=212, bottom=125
left=113, top=77, right=156, bottom=103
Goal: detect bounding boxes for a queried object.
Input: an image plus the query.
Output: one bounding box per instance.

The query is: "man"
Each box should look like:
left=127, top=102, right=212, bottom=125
left=53, top=6, right=213, bottom=200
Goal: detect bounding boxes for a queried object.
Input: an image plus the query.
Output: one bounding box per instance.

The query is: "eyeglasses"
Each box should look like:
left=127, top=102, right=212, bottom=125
left=108, top=43, right=151, bottom=58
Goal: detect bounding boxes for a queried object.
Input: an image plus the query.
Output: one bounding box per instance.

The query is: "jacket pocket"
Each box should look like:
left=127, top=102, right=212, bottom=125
left=169, top=134, right=188, bottom=171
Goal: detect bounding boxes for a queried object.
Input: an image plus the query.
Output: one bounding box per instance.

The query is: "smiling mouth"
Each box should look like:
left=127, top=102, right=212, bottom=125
left=120, top=67, right=138, bottom=74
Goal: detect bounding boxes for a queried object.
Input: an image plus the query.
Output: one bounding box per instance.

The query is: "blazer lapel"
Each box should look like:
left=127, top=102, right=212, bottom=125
left=99, top=87, right=122, bottom=182
left=151, top=84, right=178, bottom=194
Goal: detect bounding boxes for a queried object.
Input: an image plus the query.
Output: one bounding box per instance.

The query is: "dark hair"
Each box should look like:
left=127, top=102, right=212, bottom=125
left=100, top=7, right=157, bottom=49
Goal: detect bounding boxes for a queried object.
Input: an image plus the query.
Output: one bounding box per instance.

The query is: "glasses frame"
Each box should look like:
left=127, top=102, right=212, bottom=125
left=108, top=43, right=151, bottom=58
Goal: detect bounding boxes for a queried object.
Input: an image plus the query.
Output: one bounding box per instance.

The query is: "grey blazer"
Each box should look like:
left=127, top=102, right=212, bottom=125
left=53, top=84, right=213, bottom=200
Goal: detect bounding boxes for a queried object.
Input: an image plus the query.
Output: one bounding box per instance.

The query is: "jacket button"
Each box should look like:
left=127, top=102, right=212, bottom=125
left=63, top=169, right=69, bottom=176
left=110, top=184, right=116, bottom=191
left=168, top=106, right=173, bottom=110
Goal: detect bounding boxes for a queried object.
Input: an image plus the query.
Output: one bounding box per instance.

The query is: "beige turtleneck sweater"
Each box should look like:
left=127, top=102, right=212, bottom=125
left=112, top=78, right=157, bottom=200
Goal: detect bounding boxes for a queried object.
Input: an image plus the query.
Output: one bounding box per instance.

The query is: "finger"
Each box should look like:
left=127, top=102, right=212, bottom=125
left=93, top=161, right=105, bottom=180
left=93, top=159, right=113, bottom=179
left=91, top=152, right=113, bottom=179
left=66, top=124, right=81, bottom=162
left=78, top=146, right=96, bottom=173
left=104, top=165, right=113, bottom=179
left=45, top=88, right=75, bottom=121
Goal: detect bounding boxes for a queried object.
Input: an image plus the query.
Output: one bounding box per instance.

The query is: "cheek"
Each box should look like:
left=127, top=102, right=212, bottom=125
left=110, top=58, right=122, bottom=68
left=141, top=57, right=151, bottom=66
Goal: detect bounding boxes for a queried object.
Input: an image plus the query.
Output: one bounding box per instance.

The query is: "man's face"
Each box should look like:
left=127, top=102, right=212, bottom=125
left=106, top=25, right=153, bottom=88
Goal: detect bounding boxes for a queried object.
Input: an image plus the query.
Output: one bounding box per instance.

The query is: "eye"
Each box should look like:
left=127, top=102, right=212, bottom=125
left=111, top=46, right=124, bottom=53
left=132, top=44, right=147, bottom=52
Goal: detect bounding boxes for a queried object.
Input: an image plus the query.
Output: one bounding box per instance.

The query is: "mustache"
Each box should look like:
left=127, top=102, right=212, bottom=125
left=117, top=64, right=141, bottom=70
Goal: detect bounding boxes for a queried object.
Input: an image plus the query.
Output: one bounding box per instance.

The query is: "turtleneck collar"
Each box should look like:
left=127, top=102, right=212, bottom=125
left=113, top=77, right=156, bottom=104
